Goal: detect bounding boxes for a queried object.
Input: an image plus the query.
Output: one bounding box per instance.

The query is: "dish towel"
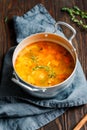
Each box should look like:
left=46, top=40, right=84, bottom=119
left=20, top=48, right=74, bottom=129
left=0, top=4, right=87, bottom=130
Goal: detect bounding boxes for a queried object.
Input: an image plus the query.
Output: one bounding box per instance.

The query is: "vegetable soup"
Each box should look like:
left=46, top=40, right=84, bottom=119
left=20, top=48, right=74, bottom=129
left=14, top=41, right=75, bottom=87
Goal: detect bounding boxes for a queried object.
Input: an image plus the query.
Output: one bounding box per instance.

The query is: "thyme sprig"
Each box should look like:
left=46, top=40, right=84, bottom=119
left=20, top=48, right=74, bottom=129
left=61, top=6, right=87, bottom=29
left=4, top=17, right=8, bottom=23
left=32, top=65, right=56, bottom=78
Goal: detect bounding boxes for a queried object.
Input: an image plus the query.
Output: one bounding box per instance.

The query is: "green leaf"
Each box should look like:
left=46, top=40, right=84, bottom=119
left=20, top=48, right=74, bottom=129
left=5, top=17, right=8, bottom=23
left=61, top=6, right=87, bottom=29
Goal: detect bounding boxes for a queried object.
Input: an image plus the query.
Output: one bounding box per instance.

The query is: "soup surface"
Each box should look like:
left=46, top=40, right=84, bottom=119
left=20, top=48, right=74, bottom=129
left=15, top=41, right=75, bottom=87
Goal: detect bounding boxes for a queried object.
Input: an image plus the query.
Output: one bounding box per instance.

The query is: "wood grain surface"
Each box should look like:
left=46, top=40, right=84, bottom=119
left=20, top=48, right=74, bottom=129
left=0, top=0, right=87, bottom=130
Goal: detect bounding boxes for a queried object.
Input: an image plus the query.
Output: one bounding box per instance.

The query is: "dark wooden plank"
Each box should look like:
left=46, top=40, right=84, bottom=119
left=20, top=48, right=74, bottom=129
left=0, top=0, right=87, bottom=130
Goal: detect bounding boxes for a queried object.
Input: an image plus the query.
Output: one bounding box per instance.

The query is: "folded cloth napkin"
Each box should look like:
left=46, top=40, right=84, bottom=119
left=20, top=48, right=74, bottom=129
left=0, top=4, right=87, bottom=130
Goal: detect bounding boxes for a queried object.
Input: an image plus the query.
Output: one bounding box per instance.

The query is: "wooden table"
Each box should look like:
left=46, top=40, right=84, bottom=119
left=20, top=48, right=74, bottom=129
left=0, top=0, right=87, bottom=130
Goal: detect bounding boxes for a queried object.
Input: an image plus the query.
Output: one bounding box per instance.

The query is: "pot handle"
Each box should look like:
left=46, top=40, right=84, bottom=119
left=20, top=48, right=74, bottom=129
left=55, top=21, right=76, bottom=43
left=11, top=72, right=46, bottom=92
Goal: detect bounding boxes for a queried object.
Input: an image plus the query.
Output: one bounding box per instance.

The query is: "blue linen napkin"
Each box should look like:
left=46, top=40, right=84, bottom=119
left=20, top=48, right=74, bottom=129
left=0, top=4, right=87, bottom=130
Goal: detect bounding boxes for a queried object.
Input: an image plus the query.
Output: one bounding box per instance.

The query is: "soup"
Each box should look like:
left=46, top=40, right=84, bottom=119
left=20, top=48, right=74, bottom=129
left=14, top=41, right=75, bottom=87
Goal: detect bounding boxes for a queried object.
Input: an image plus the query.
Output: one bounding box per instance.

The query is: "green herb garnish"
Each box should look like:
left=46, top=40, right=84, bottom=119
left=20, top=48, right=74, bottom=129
left=48, top=71, right=56, bottom=78
left=32, top=65, right=50, bottom=71
left=61, top=6, right=87, bottom=29
left=31, top=55, right=38, bottom=62
left=4, top=17, right=8, bottom=23
left=32, top=65, right=56, bottom=78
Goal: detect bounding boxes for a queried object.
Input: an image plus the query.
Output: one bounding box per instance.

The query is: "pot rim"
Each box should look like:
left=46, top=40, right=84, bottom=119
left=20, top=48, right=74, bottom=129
left=12, top=32, right=78, bottom=89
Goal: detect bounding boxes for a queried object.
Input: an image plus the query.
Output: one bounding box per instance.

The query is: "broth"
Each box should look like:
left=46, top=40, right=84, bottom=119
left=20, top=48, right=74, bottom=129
left=15, top=41, right=75, bottom=87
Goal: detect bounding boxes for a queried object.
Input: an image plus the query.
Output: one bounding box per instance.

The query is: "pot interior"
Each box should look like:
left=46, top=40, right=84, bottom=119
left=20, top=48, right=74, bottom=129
left=13, top=33, right=77, bottom=88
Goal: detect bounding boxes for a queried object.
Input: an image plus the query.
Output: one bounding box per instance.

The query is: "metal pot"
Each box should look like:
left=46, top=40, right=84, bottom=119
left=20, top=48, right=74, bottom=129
left=12, top=21, right=78, bottom=98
